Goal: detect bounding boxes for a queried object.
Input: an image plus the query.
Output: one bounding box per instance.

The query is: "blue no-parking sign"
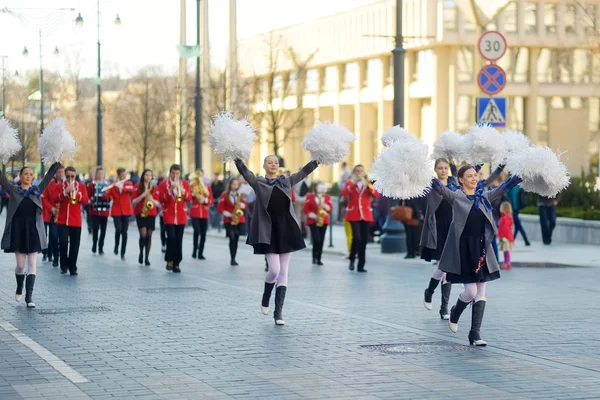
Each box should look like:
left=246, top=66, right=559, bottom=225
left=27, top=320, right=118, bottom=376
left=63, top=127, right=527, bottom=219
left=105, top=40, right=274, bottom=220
left=477, top=97, right=506, bottom=128
left=477, top=64, right=506, bottom=96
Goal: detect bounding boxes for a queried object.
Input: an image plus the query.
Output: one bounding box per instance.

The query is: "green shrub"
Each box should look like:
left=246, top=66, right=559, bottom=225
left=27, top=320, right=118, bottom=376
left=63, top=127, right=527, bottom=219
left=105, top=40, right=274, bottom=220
left=328, top=183, right=341, bottom=196
left=520, top=206, right=600, bottom=221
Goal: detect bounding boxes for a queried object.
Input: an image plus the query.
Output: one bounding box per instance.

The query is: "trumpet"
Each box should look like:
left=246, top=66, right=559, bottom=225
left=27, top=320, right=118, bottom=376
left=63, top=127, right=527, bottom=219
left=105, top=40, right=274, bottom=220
left=231, top=193, right=244, bottom=226
left=175, top=180, right=183, bottom=202
left=69, top=182, right=78, bottom=205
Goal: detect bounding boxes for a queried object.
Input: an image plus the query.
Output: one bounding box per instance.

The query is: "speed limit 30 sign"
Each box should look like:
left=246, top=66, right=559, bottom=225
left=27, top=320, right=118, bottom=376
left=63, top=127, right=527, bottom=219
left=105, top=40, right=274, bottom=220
left=478, top=31, right=507, bottom=62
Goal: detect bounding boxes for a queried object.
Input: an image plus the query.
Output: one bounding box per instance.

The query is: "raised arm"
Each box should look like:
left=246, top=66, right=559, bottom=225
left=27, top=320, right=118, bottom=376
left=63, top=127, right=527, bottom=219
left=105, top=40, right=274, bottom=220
left=39, top=162, right=61, bottom=194
left=289, top=160, right=319, bottom=187
left=449, top=161, right=458, bottom=178
left=486, top=175, right=521, bottom=204
left=431, top=178, right=455, bottom=204
left=0, top=172, right=16, bottom=195
left=234, top=159, right=257, bottom=186
left=483, top=164, right=505, bottom=187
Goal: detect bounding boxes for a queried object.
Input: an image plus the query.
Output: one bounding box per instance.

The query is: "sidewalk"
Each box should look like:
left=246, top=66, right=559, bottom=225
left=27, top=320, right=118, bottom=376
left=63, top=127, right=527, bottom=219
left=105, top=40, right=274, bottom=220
left=206, top=222, right=599, bottom=268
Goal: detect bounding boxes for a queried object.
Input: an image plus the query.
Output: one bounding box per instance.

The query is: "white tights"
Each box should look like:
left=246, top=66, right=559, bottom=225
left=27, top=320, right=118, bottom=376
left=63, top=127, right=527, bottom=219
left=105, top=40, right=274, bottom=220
left=431, top=267, right=446, bottom=282
left=15, top=252, right=38, bottom=275
left=265, top=253, right=291, bottom=287
left=459, top=282, right=486, bottom=303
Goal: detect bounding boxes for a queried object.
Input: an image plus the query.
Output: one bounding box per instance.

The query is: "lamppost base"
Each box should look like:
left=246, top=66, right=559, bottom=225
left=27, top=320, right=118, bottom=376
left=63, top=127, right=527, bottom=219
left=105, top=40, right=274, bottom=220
left=380, top=214, right=407, bottom=254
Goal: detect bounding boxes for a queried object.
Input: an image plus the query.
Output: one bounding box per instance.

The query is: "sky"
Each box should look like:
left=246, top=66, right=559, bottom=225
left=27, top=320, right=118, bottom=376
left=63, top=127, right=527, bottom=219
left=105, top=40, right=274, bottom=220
left=0, top=0, right=380, bottom=81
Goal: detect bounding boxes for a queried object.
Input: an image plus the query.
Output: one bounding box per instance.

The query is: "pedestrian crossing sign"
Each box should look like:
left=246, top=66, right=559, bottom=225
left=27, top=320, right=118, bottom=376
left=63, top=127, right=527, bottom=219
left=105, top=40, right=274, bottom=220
left=477, top=97, right=506, bottom=127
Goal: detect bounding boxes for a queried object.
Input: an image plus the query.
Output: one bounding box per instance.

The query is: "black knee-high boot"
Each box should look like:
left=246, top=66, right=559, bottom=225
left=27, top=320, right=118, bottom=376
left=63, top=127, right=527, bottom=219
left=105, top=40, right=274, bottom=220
left=423, top=278, right=441, bottom=310
left=15, top=274, right=25, bottom=302
left=24, top=274, right=36, bottom=308
left=439, top=283, right=452, bottom=320
left=448, top=298, right=470, bottom=333
left=274, top=285, right=287, bottom=325
left=261, top=282, right=275, bottom=314
left=468, top=300, right=487, bottom=346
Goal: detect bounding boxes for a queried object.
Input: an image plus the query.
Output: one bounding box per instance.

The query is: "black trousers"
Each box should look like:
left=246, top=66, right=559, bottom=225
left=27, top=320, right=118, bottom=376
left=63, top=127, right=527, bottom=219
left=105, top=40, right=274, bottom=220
left=404, top=223, right=420, bottom=256
left=159, top=216, right=167, bottom=247
left=113, top=215, right=130, bottom=256
left=92, top=215, right=108, bottom=252
left=224, top=223, right=242, bottom=261
left=85, top=205, right=93, bottom=233
left=309, top=224, right=328, bottom=262
left=165, top=224, right=185, bottom=265
left=191, top=218, right=208, bottom=256
left=46, top=220, right=59, bottom=262
left=59, top=225, right=81, bottom=273
left=350, top=220, right=369, bottom=269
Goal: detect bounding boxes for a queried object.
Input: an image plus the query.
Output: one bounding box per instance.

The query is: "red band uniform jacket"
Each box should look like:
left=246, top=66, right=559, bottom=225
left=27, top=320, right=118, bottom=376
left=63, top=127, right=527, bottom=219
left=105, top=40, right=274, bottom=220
left=190, top=185, right=214, bottom=219
left=158, top=179, right=192, bottom=225
left=57, top=181, right=90, bottom=227
left=41, top=180, right=61, bottom=223
left=87, top=181, right=111, bottom=217
left=104, top=181, right=135, bottom=217
left=217, top=191, right=246, bottom=224
left=304, top=193, right=332, bottom=226
left=133, top=183, right=161, bottom=217
left=341, top=180, right=379, bottom=222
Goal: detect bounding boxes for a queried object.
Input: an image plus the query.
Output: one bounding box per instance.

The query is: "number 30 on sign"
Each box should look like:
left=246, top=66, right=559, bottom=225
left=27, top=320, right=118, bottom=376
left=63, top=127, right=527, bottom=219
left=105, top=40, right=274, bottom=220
left=478, top=31, right=507, bottom=62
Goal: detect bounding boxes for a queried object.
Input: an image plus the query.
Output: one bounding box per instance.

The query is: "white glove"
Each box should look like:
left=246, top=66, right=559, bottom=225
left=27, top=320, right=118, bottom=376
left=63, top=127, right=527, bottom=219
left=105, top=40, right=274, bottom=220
left=223, top=211, right=232, bottom=218
left=240, top=203, right=246, bottom=209
left=307, top=212, right=317, bottom=219
left=323, top=204, right=331, bottom=212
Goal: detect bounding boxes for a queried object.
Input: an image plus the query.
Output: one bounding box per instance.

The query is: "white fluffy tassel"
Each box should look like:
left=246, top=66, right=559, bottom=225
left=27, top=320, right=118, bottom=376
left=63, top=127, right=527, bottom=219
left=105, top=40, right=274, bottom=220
left=506, top=146, right=570, bottom=197
left=0, top=118, right=22, bottom=165
left=461, top=124, right=507, bottom=165
left=502, top=129, right=530, bottom=160
left=38, top=118, right=77, bottom=164
left=371, top=141, right=433, bottom=199
left=432, top=131, right=464, bottom=161
left=301, top=122, right=355, bottom=165
left=209, top=112, right=257, bottom=161
left=381, top=125, right=419, bottom=147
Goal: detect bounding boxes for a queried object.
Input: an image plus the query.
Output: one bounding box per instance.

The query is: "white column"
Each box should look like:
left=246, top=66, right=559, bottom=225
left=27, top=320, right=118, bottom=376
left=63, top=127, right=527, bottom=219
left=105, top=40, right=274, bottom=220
left=228, top=0, right=238, bottom=113
left=177, top=0, right=188, bottom=167
left=526, top=47, right=539, bottom=144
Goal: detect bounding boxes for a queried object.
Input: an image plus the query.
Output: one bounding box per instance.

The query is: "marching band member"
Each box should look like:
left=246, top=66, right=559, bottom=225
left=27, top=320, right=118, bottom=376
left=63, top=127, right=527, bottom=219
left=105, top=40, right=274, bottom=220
left=217, top=178, right=246, bottom=266
left=132, top=169, right=160, bottom=266
left=41, top=164, right=64, bottom=266
left=87, top=167, right=111, bottom=255
left=103, top=168, right=134, bottom=260
left=190, top=169, right=213, bottom=260
left=341, top=165, right=378, bottom=273
left=158, top=164, right=191, bottom=273
left=56, top=166, right=89, bottom=276
left=304, top=182, right=332, bottom=266
left=1, top=163, right=61, bottom=308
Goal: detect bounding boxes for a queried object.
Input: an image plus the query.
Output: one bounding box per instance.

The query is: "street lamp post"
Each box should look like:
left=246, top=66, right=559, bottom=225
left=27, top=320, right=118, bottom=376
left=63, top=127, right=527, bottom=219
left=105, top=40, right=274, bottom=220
left=1, top=55, right=6, bottom=176
left=194, top=0, right=203, bottom=170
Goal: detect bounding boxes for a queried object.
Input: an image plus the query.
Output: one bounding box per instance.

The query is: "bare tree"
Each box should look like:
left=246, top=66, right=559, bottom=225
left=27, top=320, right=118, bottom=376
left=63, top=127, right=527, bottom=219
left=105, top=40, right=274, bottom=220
left=63, top=45, right=87, bottom=102
left=250, top=34, right=317, bottom=156
left=112, top=68, right=172, bottom=171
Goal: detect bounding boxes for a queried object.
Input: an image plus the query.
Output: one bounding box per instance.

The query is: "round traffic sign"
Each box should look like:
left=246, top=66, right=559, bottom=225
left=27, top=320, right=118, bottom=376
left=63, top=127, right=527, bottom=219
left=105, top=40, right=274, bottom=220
left=477, top=31, right=507, bottom=62
left=477, top=64, right=506, bottom=95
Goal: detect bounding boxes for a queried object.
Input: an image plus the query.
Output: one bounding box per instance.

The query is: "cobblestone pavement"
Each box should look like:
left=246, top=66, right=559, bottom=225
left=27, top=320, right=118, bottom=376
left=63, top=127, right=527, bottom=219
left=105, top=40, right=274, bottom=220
left=0, top=220, right=598, bottom=399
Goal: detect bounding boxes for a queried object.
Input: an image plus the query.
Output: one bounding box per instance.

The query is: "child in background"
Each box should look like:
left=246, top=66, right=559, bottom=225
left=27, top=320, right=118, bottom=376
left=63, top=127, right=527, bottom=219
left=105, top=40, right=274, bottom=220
left=498, top=202, right=515, bottom=270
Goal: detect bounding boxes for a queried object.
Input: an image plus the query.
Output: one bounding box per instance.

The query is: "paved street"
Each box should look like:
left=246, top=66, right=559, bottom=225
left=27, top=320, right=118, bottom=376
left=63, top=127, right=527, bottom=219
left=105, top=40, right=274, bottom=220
left=0, top=218, right=598, bottom=399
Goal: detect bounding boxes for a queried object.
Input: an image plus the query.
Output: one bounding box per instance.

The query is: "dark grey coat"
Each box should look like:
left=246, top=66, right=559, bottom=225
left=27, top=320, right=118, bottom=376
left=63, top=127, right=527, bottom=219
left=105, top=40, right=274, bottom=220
left=433, top=182, right=512, bottom=276
left=419, top=191, right=447, bottom=250
left=0, top=163, right=61, bottom=251
left=235, top=159, right=318, bottom=246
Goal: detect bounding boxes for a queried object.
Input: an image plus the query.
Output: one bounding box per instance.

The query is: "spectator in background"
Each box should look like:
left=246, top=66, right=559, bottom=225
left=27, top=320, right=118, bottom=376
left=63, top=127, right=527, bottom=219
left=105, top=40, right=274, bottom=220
left=402, top=197, right=425, bottom=259
left=239, top=176, right=256, bottom=229
left=508, top=183, right=531, bottom=246
left=211, top=173, right=225, bottom=232
left=295, top=174, right=313, bottom=237
left=538, top=194, right=560, bottom=245
left=129, top=171, right=140, bottom=186
left=375, top=194, right=390, bottom=236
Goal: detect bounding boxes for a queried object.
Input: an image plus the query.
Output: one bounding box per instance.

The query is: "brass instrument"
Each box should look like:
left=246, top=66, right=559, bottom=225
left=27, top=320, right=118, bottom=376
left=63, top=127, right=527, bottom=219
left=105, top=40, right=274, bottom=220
left=175, top=180, right=183, bottom=202
left=231, top=193, right=244, bottom=226
left=191, top=171, right=208, bottom=200
left=54, top=203, right=60, bottom=223
left=141, top=180, right=157, bottom=218
left=316, top=195, right=328, bottom=227
left=69, top=182, right=78, bottom=205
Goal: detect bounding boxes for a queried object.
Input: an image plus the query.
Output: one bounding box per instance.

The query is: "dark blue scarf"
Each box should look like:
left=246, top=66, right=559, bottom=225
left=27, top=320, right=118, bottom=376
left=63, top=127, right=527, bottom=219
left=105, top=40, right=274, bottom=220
left=17, top=185, right=41, bottom=198
left=467, top=189, right=492, bottom=212
left=266, top=176, right=288, bottom=190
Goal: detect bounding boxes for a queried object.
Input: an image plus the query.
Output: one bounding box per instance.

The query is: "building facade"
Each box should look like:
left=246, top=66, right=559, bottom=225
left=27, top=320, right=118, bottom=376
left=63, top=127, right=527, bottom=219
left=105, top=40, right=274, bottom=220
left=238, top=0, right=599, bottom=181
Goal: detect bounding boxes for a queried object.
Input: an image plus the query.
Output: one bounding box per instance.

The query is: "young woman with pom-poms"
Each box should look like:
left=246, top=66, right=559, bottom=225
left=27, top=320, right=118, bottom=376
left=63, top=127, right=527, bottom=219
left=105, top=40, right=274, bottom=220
left=431, top=164, right=521, bottom=346
left=235, top=155, right=319, bottom=325
left=341, top=164, right=379, bottom=273
left=217, top=178, right=246, bottom=266
left=303, top=182, right=332, bottom=266
left=421, top=158, right=459, bottom=320
left=132, top=169, right=160, bottom=266
left=0, top=162, right=61, bottom=308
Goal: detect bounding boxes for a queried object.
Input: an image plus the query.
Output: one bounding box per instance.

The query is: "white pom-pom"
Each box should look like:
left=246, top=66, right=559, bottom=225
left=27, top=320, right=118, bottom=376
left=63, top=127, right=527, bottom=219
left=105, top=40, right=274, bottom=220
left=209, top=112, right=257, bottom=161
left=381, top=125, right=419, bottom=147
left=371, top=141, right=434, bottom=199
left=461, top=124, right=507, bottom=165
left=38, top=118, right=77, bottom=164
left=0, top=118, right=22, bottom=165
left=506, top=146, right=570, bottom=197
left=432, top=131, right=464, bottom=161
left=301, top=122, right=356, bottom=165
left=502, top=129, right=530, bottom=161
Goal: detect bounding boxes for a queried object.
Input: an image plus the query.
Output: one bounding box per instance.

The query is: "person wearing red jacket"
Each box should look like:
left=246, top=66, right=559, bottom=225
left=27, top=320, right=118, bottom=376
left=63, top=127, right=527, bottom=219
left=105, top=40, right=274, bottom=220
left=158, top=164, right=191, bottom=273
left=87, top=167, right=111, bottom=255
left=41, top=165, right=64, bottom=264
left=56, top=166, right=89, bottom=275
left=190, top=169, right=213, bottom=260
left=217, top=178, right=246, bottom=266
left=132, top=169, right=160, bottom=266
left=304, top=183, right=332, bottom=266
left=103, top=168, right=134, bottom=260
left=498, top=201, right=515, bottom=270
left=341, top=164, right=378, bottom=273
